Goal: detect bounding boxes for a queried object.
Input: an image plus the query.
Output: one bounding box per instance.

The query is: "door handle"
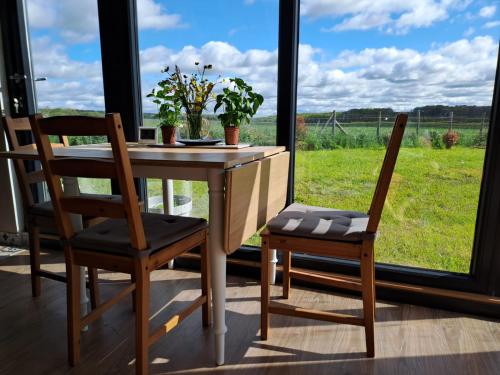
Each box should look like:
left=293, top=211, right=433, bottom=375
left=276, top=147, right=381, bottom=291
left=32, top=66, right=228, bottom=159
left=8, top=73, right=27, bottom=83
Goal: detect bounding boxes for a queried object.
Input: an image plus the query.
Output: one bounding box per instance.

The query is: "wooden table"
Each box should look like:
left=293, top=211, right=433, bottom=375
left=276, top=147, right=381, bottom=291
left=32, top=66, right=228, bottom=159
left=0, top=143, right=287, bottom=366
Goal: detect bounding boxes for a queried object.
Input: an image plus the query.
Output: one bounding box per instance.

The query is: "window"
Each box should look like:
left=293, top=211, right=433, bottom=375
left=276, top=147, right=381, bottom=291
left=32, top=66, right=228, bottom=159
left=25, top=0, right=110, bottom=195
left=295, top=0, right=498, bottom=273
left=137, top=0, right=279, bottom=232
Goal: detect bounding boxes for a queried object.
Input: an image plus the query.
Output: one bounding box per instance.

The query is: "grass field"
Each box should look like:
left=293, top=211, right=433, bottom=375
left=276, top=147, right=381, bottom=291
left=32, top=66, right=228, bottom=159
left=142, top=146, right=484, bottom=274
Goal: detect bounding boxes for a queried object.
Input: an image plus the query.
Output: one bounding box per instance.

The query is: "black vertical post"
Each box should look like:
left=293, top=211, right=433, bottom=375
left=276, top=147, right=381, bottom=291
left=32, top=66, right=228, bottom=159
left=97, top=0, right=146, bottom=200
left=472, top=45, right=500, bottom=296
left=0, top=0, right=36, bottom=117
left=0, top=0, right=41, bottom=203
left=276, top=0, right=300, bottom=205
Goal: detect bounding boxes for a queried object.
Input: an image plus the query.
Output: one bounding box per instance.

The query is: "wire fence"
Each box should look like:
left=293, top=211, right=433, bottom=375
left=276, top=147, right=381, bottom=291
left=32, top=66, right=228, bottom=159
left=241, top=111, right=491, bottom=150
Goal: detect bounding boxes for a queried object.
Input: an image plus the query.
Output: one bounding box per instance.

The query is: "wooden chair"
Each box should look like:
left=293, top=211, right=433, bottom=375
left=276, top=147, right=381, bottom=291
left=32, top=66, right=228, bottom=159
left=2, top=115, right=100, bottom=306
left=30, top=113, right=211, bottom=375
left=260, top=113, right=408, bottom=358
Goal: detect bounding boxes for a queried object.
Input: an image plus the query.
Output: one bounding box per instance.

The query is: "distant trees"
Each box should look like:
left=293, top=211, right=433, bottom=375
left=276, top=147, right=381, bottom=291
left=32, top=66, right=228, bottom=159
left=412, top=105, right=490, bottom=118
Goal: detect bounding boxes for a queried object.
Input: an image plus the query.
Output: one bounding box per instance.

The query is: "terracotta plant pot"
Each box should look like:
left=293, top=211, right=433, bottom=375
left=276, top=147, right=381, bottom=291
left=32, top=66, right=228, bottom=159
left=224, top=126, right=240, bottom=145
left=161, top=126, right=176, bottom=145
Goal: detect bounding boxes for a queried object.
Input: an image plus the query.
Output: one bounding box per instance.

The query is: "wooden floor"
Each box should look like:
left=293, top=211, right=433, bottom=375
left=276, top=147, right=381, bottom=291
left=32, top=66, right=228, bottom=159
left=0, top=249, right=499, bottom=375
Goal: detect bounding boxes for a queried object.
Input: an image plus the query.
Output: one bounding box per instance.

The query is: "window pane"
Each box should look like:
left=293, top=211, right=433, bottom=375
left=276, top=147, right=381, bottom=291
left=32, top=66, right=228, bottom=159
left=296, top=1, right=497, bottom=273
left=26, top=0, right=110, bottom=195
left=138, top=0, right=279, bottom=237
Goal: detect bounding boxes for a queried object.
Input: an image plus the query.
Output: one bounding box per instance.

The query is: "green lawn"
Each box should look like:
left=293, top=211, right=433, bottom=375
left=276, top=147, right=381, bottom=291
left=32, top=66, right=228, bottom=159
left=145, top=147, right=484, bottom=274
left=295, top=147, right=484, bottom=273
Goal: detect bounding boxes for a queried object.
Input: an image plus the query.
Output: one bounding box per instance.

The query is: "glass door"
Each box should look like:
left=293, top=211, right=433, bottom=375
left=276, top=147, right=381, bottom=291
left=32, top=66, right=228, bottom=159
left=25, top=0, right=110, bottom=195
left=137, top=0, right=279, bottom=237
left=295, top=1, right=498, bottom=273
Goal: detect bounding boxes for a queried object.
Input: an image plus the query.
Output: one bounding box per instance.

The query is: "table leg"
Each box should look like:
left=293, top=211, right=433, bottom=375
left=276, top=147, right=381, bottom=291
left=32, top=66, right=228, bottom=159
left=208, top=169, right=227, bottom=366
left=62, top=177, right=89, bottom=331
left=162, top=179, right=175, bottom=269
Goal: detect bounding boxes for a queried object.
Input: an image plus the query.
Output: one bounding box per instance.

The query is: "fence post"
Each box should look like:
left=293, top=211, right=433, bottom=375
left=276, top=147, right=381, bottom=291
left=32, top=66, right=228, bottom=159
left=449, top=111, right=453, bottom=131
left=332, top=110, right=336, bottom=136
left=377, top=110, right=381, bottom=140
left=417, top=110, right=421, bottom=136
left=480, top=112, right=486, bottom=137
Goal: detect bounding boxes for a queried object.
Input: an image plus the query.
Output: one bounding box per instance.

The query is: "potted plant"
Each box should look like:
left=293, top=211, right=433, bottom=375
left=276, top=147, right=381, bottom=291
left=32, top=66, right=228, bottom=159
left=214, top=78, right=264, bottom=145
left=147, top=74, right=182, bottom=144
left=152, top=63, right=217, bottom=140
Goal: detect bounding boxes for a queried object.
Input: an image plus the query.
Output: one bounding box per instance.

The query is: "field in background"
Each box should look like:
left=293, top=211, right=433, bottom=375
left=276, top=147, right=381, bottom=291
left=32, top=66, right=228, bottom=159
left=44, top=108, right=488, bottom=274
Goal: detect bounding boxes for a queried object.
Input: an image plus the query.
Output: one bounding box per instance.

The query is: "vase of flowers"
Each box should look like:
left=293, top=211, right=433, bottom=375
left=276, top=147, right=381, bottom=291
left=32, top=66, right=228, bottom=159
left=153, top=63, right=217, bottom=140
left=186, top=112, right=203, bottom=140
left=214, top=77, right=264, bottom=145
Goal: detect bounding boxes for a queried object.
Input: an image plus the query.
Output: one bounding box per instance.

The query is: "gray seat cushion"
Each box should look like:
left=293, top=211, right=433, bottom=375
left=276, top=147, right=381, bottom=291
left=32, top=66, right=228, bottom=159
left=70, top=213, right=207, bottom=256
left=267, top=203, right=374, bottom=242
left=27, top=194, right=124, bottom=218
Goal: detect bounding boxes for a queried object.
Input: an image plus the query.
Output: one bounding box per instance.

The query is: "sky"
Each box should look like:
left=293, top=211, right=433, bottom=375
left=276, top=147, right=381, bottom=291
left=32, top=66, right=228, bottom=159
left=25, top=0, right=500, bottom=114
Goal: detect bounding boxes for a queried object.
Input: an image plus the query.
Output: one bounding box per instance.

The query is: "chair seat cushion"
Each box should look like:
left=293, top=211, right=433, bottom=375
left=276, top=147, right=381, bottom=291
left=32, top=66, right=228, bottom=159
left=70, top=213, right=207, bottom=256
left=266, top=203, right=374, bottom=242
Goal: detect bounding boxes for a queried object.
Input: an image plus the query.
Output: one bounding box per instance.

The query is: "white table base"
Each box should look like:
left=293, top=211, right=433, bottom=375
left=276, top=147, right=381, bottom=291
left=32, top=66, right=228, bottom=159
left=162, top=179, right=175, bottom=270
left=208, top=169, right=227, bottom=365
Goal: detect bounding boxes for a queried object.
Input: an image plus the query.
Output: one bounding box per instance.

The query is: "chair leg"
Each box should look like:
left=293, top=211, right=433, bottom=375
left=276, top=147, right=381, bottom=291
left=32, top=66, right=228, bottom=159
left=261, top=236, right=270, bottom=340
left=134, top=257, right=150, bottom=375
left=131, top=272, right=136, bottom=312
left=28, top=226, right=41, bottom=297
left=201, top=237, right=212, bottom=327
left=282, top=250, right=291, bottom=299
left=64, top=245, right=81, bottom=366
left=361, top=242, right=375, bottom=358
left=88, top=268, right=100, bottom=309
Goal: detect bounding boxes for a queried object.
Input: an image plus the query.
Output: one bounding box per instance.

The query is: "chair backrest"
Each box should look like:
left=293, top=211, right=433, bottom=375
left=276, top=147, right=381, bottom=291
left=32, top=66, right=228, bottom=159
left=2, top=115, right=68, bottom=209
left=30, top=113, right=147, bottom=250
left=366, top=113, right=408, bottom=234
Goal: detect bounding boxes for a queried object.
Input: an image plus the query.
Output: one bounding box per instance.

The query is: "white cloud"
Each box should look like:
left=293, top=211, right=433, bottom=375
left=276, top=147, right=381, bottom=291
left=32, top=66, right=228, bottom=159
left=26, top=0, right=185, bottom=44
left=302, top=0, right=471, bottom=34
left=25, top=0, right=56, bottom=29
left=29, top=33, right=497, bottom=115
left=463, top=26, right=475, bottom=37
left=479, top=5, right=496, bottom=18
left=296, top=36, right=497, bottom=112
left=30, top=37, right=104, bottom=109
left=483, top=20, right=500, bottom=28
left=137, top=0, right=185, bottom=30
left=140, top=36, right=497, bottom=115
left=140, top=41, right=278, bottom=113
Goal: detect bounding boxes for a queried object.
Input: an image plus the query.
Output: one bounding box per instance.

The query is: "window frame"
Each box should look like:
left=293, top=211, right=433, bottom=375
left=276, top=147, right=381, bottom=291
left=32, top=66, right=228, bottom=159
left=273, top=1, right=500, bottom=306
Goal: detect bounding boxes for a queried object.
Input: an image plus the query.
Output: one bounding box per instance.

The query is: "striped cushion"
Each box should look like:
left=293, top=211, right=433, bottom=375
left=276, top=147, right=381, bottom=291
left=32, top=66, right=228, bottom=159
left=267, top=203, right=374, bottom=242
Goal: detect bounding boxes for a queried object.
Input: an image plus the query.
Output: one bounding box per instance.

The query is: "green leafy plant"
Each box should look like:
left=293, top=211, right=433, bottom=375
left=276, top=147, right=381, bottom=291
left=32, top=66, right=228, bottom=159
left=430, top=130, right=444, bottom=149
left=147, top=71, right=182, bottom=128
left=214, top=78, right=264, bottom=127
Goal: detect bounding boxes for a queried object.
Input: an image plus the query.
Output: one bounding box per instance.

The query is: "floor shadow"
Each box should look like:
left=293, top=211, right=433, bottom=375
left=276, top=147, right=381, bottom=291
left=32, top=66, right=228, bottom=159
left=1, top=250, right=500, bottom=375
